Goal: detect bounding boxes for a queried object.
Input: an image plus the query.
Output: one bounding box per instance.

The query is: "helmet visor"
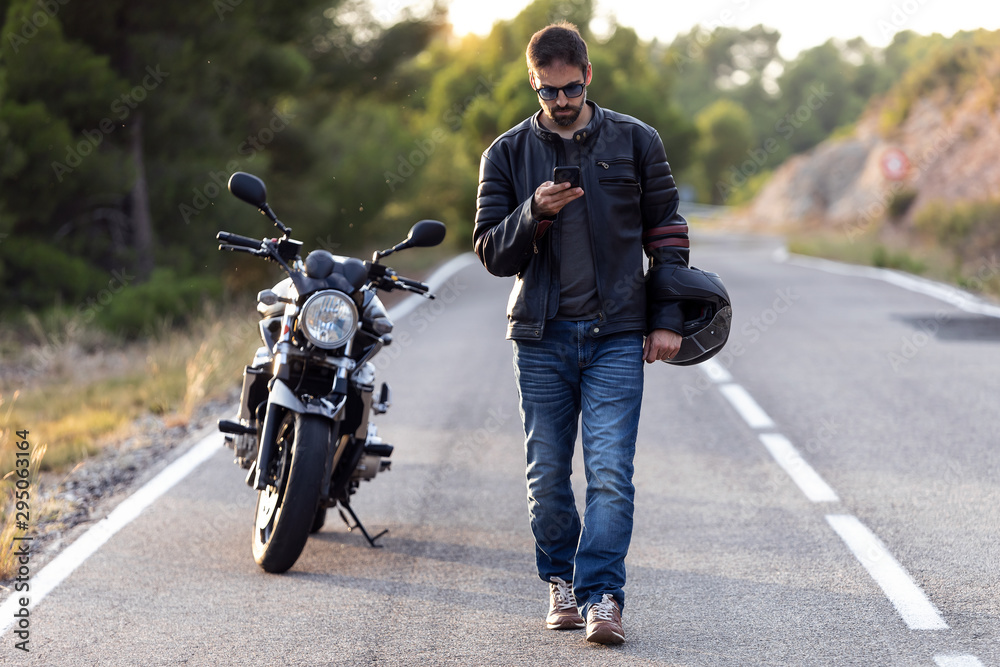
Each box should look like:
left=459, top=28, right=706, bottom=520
left=667, top=306, right=732, bottom=366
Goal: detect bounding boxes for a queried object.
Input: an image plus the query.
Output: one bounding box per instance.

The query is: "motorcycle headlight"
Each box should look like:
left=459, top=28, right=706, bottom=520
left=300, top=291, right=358, bottom=349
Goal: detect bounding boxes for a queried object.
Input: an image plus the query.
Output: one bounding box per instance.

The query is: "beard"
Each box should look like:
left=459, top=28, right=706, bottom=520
left=546, top=101, right=584, bottom=127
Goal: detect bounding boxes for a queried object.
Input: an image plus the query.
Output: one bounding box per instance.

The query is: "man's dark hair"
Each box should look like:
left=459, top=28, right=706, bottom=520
left=526, top=22, right=589, bottom=75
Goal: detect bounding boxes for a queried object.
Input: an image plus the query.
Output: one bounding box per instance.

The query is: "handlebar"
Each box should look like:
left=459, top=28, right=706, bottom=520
left=366, top=262, right=430, bottom=296
left=215, top=233, right=433, bottom=297
left=392, top=275, right=429, bottom=294
left=218, top=243, right=260, bottom=255
left=217, top=231, right=263, bottom=249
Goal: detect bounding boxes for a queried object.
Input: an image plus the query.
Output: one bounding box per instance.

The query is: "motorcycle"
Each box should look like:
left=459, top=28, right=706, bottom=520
left=215, top=171, right=446, bottom=573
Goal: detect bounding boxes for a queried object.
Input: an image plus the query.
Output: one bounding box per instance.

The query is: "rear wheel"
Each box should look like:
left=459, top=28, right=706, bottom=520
left=251, top=411, right=329, bottom=573
left=309, top=506, right=327, bottom=534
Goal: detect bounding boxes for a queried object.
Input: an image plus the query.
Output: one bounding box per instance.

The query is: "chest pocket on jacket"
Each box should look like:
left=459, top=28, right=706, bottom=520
left=596, top=158, right=640, bottom=191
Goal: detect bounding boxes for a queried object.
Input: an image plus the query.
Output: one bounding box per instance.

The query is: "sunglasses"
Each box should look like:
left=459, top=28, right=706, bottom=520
left=533, top=82, right=586, bottom=101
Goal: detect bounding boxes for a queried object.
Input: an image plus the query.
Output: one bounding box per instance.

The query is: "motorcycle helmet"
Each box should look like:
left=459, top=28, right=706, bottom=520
left=647, top=265, right=732, bottom=366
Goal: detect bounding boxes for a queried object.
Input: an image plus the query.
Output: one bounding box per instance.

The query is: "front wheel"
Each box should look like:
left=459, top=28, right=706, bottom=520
left=251, top=411, right=329, bottom=573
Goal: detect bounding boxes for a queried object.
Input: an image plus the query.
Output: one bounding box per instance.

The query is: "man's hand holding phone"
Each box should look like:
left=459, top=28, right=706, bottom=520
left=532, top=165, right=584, bottom=219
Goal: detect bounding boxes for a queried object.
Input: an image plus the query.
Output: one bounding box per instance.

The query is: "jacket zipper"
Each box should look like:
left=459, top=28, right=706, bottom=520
left=596, top=158, right=634, bottom=169
left=582, top=161, right=606, bottom=329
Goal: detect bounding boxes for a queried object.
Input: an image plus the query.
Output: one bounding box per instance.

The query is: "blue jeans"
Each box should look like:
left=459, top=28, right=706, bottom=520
left=512, top=319, right=644, bottom=616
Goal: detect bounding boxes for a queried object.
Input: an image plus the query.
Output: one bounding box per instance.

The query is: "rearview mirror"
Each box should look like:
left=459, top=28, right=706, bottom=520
left=228, top=172, right=268, bottom=209
left=373, top=219, right=447, bottom=261
left=405, top=220, right=447, bottom=248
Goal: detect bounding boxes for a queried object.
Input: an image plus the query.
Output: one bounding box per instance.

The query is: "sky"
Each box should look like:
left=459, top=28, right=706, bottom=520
left=428, top=0, right=1000, bottom=59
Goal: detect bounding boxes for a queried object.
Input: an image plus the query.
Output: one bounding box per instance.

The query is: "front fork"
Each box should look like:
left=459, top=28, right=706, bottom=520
left=249, top=400, right=284, bottom=491
left=250, top=367, right=350, bottom=491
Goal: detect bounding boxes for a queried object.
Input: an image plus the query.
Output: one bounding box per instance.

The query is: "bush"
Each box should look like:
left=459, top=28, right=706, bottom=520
left=914, top=197, right=1000, bottom=263
left=94, top=268, right=223, bottom=338
left=888, top=188, right=918, bottom=219
left=871, top=245, right=927, bottom=274
left=0, top=237, right=107, bottom=310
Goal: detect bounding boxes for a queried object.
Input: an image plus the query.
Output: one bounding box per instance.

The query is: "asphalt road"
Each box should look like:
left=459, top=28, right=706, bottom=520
left=3, top=234, right=998, bottom=666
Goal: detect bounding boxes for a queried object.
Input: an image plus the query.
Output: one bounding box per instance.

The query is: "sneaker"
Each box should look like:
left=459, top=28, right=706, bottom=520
left=546, top=576, right=585, bottom=630
left=585, top=593, right=625, bottom=644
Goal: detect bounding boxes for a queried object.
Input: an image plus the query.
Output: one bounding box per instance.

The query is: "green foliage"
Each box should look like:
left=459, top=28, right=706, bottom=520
left=94, top=268, right=222, bottom=338
left=1, top=1, right=125, bottom=128
left=2, top=0, right=997, bottom=327
left=372, top=2, right=700, bottom=245
left=871, top=244, right=926, bottom=274
left=914, top=198, right=1000, bottom=266
left=723, top=169, right=772, bottom=207
left=694, top=99, right=754, bottom=204
left=878, top=30, right=1000, bottom=132
left=0, top=2, right=131, bottom=229
left=0, top=237, right=107, bottom=310
left=665, top=24, right=783, bottom=121
left=888, top=188, right=918, bottom=219
left=663, top=25, right=901, bottom=195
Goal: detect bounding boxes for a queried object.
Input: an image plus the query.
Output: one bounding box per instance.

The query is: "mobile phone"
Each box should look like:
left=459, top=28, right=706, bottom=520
left=553, top=166, right=581, bottom=189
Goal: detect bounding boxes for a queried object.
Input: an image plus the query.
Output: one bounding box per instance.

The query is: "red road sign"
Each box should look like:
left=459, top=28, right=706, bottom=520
left=881, top=148, right=910, bottom=181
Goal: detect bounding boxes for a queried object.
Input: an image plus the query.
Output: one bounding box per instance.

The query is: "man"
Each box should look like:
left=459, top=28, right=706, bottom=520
left=473, top=22, right=691, bottom=645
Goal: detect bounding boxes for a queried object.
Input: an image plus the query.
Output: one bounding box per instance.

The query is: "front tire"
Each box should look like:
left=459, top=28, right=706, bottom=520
left=251, top=411, right=329, bottom=573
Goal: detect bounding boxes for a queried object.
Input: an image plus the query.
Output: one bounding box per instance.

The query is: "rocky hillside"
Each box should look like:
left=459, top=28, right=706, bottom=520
left=738, top=31, right=1000, bottom=253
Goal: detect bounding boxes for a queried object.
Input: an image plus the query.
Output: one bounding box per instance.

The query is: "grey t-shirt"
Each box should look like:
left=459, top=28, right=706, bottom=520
left=554, top=137, right=601, bottom=320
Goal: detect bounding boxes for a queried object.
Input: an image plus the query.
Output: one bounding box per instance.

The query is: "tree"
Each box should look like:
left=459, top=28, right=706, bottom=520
left=0, top=0, right=344, bottom=311
left=0, top=0, right=129, bottom=300
left=693, top=99, right=754, bottom=205
left=664, top=24, right=783, bottom=121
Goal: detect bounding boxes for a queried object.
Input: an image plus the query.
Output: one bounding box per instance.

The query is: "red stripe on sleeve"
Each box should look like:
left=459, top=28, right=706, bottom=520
left=643, top=224, right=688, bottom=239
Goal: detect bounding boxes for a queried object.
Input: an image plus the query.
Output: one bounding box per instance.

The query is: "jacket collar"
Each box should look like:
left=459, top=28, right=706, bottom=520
left=531, top=101, right=604, bottom=145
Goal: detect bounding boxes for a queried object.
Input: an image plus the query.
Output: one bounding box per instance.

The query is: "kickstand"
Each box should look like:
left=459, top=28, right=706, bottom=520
left=338, top=502, right=388, bottom=548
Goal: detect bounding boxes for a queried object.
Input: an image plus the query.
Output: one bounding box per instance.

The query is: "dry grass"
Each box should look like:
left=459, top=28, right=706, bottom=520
left=0, top=394, right=49, bottom=579
left=164, top=321, right=227, bottom=429
left=0, top=307, right=260, bottom=578
left=0, top=307, right=258, bottom=474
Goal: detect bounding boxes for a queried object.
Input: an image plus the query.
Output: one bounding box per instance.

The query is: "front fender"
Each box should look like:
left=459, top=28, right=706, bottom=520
left=269, top=379, right=347, bottom=421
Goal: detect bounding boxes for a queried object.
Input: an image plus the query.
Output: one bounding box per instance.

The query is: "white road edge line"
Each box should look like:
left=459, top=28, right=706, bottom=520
left=718, top=383, right=775, bottom=429
left=826, top=514, right=949, bottom=630
left=387, top=252, right=480, bottom=321
left=776, top=249, right=1000, bottom=319
left=0, top=252, right=480, bottom=637
left=758, top=433, right=839, bottom=503
left=934, top=655, right=985, bottom=667
left=0, top=430, right=221, bottom=636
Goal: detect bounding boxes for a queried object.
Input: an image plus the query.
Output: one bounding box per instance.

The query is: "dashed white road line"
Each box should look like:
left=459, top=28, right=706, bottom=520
left=717, top=383, right=775, bottom=429
left=758, top=433, right=839, bottom=503
left=934, top=655, right=986, bottom=667
left=701, top=360, right=959, bottom=636
left=826, top=514, right=949, bottom=630
left=704, top=252, right=987, bottom=658
left=701, top=357, right=733, bottom=383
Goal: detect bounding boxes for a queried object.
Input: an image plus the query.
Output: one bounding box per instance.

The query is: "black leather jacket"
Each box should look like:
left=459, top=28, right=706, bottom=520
left=474, top=101, right=690, bottom=340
